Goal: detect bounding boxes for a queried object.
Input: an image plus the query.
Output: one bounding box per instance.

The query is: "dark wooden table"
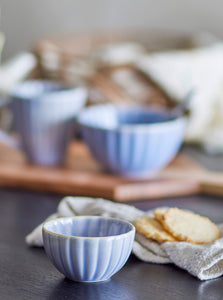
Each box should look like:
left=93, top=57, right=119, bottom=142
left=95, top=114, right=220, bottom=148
left=1, top=146, right=223, bottom=300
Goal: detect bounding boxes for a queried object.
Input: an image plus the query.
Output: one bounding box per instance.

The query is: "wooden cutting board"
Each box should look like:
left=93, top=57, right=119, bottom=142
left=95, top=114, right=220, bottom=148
left=0, top=141, right=222, bottom=202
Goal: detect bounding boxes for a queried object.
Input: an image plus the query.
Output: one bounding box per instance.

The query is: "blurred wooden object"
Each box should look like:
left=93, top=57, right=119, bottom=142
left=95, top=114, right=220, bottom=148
left=34, top=30, right=217, bottom=109
left=0, top=141, right=223, bottom=201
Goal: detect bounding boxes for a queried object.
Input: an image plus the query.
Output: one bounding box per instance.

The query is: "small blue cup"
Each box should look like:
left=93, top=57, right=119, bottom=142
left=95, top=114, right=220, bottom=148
left=42, top=216, right=135, bottom=282
left=78, top=104, right=186, bottom=177
left=0, top=80, right=87, bottom=166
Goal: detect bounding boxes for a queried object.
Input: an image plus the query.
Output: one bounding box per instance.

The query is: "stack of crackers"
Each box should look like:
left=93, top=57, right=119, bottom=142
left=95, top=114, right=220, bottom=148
left=135, top=207, right=221, bottom=244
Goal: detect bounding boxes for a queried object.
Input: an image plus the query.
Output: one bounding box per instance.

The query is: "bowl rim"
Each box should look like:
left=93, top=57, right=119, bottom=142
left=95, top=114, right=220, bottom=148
left=42, top=215, right=135, bottom=240
left=11, top=79, right=87, bottom=101
left=77, top=104, right=187, bottom=132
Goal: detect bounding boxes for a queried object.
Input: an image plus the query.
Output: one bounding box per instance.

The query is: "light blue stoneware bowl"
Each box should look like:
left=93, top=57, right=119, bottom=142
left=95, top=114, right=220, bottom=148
left=8, top=80, right=87, bottom=166
left=77, top=104, right=187, bottom=177
left=42, top=216, right=135, bottom=282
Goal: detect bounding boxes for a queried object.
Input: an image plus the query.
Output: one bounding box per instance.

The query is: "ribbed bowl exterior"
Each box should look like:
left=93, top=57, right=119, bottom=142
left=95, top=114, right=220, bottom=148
left=78, top=105, right=186, bottom=177
left=11, top=81, right=87, bottom=166
left=42, top=217, right=135, bottom=282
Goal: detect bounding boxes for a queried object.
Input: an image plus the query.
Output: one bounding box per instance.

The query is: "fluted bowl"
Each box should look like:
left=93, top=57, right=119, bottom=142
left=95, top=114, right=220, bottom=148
left=42, top=216, right=135, bottom=282
left=77, top=104, right=186, bottom=177
left=10, top=80, right=87, bottom=166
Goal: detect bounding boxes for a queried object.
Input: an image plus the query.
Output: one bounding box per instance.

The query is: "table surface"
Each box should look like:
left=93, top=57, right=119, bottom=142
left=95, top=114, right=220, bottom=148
left=2, top=146, right=223, bottom=300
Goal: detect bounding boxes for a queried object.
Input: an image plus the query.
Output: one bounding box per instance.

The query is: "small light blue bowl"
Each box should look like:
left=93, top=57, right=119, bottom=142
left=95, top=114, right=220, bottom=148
left=77, top=104, right=187, bottom=177
left=42, top=216, right=135, bottom=282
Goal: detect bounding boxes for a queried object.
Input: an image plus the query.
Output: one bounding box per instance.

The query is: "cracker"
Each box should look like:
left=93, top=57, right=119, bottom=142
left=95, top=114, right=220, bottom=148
left=154, top=208, right=168, bottom=222
left=160, top=207, right=221, bottom=244
left=134, top=216, right=177, bottom=243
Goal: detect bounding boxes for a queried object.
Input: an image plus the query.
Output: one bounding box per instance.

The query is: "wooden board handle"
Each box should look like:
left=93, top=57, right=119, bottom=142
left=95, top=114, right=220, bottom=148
left=161, top=168, right=223, bottom=197
left=200, top=171, right=223, bottom=196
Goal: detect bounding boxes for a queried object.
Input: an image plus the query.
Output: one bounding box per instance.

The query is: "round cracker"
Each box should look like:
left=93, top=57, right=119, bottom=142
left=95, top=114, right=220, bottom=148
left=160, top=207, right=220, bottom=244
left=134, top=215, right=177, bottom=243
left=154, top=208, right=168, bottom=223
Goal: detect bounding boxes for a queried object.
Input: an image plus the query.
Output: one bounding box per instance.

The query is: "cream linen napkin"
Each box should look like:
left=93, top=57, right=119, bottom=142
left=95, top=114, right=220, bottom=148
left=136, top=43, right=223, bottom=153
left=26, top=196, right=223, bottom=281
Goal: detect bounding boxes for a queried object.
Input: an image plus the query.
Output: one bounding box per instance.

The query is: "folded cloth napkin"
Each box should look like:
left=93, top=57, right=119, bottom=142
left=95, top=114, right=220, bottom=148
left=26, top=196, right=223, bottom=281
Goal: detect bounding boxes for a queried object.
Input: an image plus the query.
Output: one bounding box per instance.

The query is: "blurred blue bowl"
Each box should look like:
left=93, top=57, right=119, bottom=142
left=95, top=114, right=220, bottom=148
left=9, top=80, right=87, bottom=166
left=78, top=104, right=187, bottom=177
left=42, top=216, right=135, bottom=282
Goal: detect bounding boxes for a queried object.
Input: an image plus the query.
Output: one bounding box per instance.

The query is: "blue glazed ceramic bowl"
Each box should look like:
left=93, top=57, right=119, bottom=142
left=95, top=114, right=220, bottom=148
left=42, top=216, right=135, bottom=282
left=77, top=104, right=187, bottom=177
left=9, top=80, right=87, bottom=166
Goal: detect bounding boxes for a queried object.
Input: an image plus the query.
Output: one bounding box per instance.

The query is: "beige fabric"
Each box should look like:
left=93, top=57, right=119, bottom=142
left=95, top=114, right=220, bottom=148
left=136, top=43, right=223, bottom=153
